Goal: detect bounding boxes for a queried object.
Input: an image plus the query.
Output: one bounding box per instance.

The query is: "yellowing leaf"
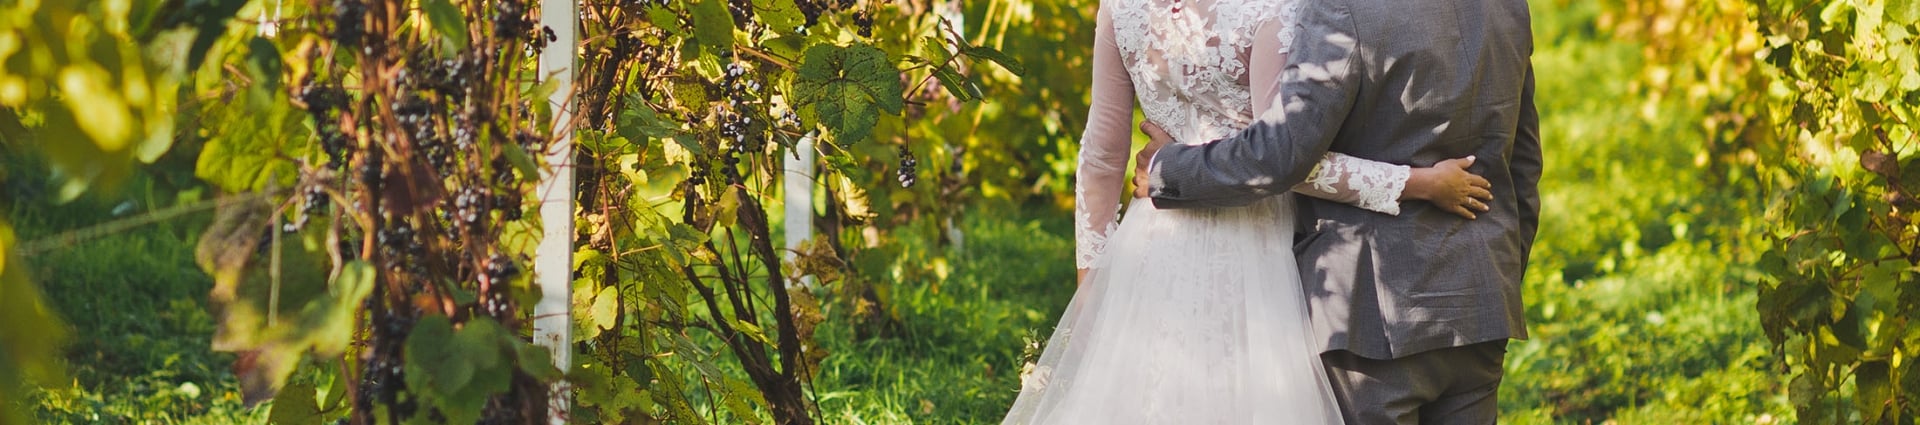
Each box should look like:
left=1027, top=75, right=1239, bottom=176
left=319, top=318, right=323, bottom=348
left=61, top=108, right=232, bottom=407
left=58, top=64, right=135, bottom=150
left=590, top=285, right=620, bottom=332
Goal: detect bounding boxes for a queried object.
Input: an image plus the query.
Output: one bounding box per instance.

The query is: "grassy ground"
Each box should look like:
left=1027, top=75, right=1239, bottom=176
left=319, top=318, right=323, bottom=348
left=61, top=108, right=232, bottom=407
left=811, top=206, right=1076, bottom=424
left=4, top=152, right=265, bottom=423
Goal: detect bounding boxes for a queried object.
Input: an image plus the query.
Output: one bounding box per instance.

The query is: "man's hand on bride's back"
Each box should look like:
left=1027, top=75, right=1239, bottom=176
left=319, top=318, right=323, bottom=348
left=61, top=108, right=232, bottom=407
left=1403, top=156, right=1494, bottom=220
left=1131, top=121, right=1175, bottom=199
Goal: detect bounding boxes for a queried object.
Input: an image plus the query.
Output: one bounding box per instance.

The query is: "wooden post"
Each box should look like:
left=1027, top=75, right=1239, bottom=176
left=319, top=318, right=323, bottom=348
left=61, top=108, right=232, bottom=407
left=533, top=0, right=576, bottom=423
left=783, top=132, right=816, bottom=287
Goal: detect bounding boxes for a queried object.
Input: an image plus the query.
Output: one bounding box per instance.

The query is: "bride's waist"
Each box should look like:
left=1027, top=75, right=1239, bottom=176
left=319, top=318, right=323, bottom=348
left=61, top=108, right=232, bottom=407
left=1124, top=196, right=1293, bottom=216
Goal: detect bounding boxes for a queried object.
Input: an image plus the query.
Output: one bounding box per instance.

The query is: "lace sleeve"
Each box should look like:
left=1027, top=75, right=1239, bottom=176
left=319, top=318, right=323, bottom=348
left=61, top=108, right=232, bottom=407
left=1248, top=0, right=1407, bottom=216
left=1293, top=153, right=1409, bottom=215
left=1074, top=2, right=1136, bottom=269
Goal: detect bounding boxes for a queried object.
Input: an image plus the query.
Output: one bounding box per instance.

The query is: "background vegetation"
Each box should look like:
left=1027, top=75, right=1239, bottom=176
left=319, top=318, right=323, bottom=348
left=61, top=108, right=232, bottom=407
left=2, top=0, right=1912, bottom=423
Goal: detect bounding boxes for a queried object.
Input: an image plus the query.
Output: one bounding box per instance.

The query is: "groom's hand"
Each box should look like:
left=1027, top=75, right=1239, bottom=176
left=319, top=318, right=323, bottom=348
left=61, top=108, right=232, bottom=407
left=1131, top=121, right=1175, bottom=198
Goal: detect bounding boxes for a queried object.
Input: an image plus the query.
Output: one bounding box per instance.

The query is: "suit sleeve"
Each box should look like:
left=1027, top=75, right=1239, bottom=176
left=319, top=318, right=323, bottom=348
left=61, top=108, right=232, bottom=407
left=1146, top=0, right=1363, bottom=209
left=1512, top=64, right=1542, bottom=245
left=1249, top=6, right=1408, bottom=216
left=1074, top=3, right=1138, bottom=270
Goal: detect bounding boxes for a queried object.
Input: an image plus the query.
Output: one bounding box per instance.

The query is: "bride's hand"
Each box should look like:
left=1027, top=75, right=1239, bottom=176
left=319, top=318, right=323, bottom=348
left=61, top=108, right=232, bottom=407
left=1131, top=121, right=1174, bottom=198
left=1403, top=156, right=1493, bottom=219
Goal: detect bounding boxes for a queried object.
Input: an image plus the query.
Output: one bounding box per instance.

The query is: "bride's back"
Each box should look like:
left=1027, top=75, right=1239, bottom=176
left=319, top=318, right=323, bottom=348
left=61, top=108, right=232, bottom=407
left=1105, top=0, right=1293, bottom=143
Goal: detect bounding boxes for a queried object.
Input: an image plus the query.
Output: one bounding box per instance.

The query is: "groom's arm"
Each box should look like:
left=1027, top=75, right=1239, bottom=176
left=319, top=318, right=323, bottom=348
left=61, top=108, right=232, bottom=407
left=1512, top=64, right=1542, bottom=246
left=1144, top=0, right=1363, bottom=209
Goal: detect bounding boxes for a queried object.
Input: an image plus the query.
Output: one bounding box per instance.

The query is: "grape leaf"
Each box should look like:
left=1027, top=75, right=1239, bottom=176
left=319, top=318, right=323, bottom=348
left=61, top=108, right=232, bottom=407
left=618, top=94, right=679, bottom=142
left=962, top=46, right=1027, bottom=76
left=792, top=44, right=905, bottom=144
left=589, top=285, right=620, bottom=333
left=248, top=37, right=285, bottom=89
left=423, top=0, right=471, bottom=49
left=692, top=0, right=735, bottom=53
left=406, top=316, right=470, bottom=390
left=751, top=0, right=806, bottom=35
left=267, top=380, right=322, bottom=425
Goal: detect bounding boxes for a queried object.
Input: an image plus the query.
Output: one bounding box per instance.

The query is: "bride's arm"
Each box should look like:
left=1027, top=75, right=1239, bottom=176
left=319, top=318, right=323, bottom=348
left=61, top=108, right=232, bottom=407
left=1075, top=1, right=1137, bottom=280
left=1249, top=8, right=1491, bottom=219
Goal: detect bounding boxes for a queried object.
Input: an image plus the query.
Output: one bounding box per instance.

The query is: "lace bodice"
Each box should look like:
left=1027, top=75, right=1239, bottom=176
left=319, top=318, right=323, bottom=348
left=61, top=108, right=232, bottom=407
left=1074, top=0, right=1411, bottom=269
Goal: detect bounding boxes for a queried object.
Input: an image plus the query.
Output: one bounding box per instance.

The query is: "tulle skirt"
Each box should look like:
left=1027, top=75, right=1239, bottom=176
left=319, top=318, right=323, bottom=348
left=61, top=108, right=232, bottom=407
left=1004, top=197, right=1344, bottom=424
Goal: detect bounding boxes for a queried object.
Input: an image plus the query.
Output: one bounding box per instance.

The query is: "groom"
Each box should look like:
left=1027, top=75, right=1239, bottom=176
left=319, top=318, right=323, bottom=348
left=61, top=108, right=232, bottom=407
left=1130, top=0, right=1540, bottom=423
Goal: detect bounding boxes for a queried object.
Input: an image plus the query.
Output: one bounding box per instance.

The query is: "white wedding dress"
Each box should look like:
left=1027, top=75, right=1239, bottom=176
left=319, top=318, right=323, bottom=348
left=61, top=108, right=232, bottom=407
left=1003, top=0, right=1411, bottom=423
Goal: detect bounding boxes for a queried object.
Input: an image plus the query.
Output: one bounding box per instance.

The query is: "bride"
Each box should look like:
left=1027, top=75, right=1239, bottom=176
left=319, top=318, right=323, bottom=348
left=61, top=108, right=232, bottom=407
left=1002, top=0, right=1492, bottom=423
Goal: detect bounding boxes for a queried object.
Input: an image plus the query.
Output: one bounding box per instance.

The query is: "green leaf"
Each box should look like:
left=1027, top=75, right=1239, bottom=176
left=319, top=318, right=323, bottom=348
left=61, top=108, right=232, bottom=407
left=692, top=0, right=735, bottom=54
left=248, top=37, right=285, bottom=89
left=267, top=380, right=322, bottom=425
left=186, top=20, right=231, bottom=73
left=764, top=34, right=808, bottom=59
left=319, top=368, right=348, bottom=412
left=962, top=46, right=1027, bottom=76
left=514, top=341, right=564, bottom=381
left=733, top=319, right=772, bottom=345
left=921, top=37, right=954, bottom=67
left=405, top=315, right=471, bottom=391
left=792, top=44, right=906, bottom=143
left=1890, top=0, right=1920, bottom=24
left=933, top=66, right=978, bottom=102
left=453, top=317, right=505, bottom=371
left=647, top=5, right=686, bottom=37
left=1857, top=360, right=1893, bottom=421
left=618, top=95, right=679, bottom=142
left=501, top=140, right=542, bottom=180
left=309, top=260, right=375, bottom=355
left=752, top=0, right=806, bottom=35
left=422, top=0, right=471, bottom=49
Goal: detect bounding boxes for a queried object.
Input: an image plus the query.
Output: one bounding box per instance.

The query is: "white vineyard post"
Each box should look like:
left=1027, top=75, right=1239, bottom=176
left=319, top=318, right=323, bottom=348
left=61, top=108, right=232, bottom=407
left=784, top=132, right=817, bottom=288
left=534, top=0, right=577, bottom=423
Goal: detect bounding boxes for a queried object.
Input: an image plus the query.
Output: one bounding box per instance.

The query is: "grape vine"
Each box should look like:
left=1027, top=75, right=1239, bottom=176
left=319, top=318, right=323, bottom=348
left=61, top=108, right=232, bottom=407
left=1600, top=0, right=1920, bottom=422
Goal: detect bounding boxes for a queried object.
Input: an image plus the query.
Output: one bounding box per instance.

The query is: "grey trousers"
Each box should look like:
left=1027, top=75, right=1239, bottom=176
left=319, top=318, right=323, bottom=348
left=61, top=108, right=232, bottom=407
left=1320, top=340, right=1508, bottom=425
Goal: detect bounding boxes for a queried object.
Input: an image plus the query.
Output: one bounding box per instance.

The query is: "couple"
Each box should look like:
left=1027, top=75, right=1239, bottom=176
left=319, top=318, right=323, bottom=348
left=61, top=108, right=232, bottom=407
left=1004, top=0, right=1539, bottom=423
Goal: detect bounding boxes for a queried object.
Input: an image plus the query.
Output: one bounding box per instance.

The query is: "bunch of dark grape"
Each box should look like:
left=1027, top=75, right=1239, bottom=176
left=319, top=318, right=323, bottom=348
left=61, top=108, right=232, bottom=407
left=331, top=0, right=366, bottom=48
left=719, top=62, right=764, bottom=149
left=718, top=110, right=752, bottom=148
left=513, top=128, right=544, bottom=152
left=854, top=10, right=874, bottom=38
left=284, top=183, right=330, bottom=233
left=452, top=187, right=489, bottom=229
left=794, top=0, right=840, bottom=28
left=449, top=112, right=478, bottom=151
left=532, top=26, right=558, bottom=52
left=359, top=308, right=418, bottom=420
left=479, top=253, right=520, bottom=318
left=298, top=79, right=350, bottom=168
left=897, top=145, right=918, bottom=188
left=358, top=140, right=386, bottom=191
left=777, top=109, right=801, bottom=131
left=687, top=164, right=709, bottom=187
left=393, top=94, right=453, bottom=174
left=377, top=222, right=426, bottom=262
left=721, top=149, right=744, bottom=185
left=727, top=0, right=754, bottom=30
left=418, top=54, right=480, bottom=103
left=492, top=0, right=536, bottom=42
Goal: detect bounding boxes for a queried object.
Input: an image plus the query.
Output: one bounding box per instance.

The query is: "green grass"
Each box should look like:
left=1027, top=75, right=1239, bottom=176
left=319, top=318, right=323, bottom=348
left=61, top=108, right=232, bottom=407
left=812, top=205, right=1075, bottom=424
left=5, top=151, right=266, bottom=424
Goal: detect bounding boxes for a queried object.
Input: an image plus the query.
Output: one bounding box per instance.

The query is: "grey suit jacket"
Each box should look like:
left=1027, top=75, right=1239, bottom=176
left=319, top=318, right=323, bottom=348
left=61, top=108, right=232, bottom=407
left=1147, top=0, right=1540, bottom=360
